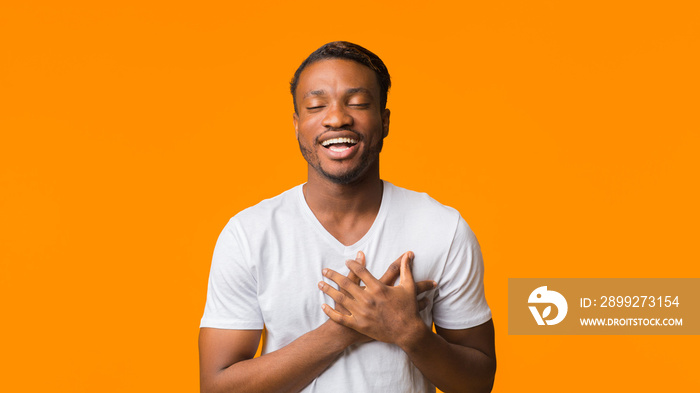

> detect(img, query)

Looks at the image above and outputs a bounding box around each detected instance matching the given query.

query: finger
[319,281,355,310]
[322,304,356,328]
[338,252,365,313]
[347,251,366,285]
[415,279,437,295]
[417,297,429,311]
[323,268,366,299]
[399,251,416,288]
[356,250,366,266]
[345,259,382,289]
[378,254,403,285]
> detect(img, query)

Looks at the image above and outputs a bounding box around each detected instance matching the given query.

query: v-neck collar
[296,180,391,255]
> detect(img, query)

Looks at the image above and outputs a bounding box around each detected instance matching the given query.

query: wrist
[397,318,431,354]
[320,319,357,352]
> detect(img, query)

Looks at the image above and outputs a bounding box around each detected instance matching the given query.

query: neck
[303,166,383,218]
[302,164,383,246]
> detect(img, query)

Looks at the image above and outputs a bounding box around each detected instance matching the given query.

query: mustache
[314,128,362,144]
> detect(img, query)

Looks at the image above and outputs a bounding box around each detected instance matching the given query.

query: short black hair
[290,41,391,114]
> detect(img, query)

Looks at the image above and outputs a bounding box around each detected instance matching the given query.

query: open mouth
[320,137,358,152]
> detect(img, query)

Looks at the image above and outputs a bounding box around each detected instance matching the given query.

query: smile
[321,137,358,152]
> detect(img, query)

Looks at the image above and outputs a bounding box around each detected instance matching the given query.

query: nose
[321,104,353,129]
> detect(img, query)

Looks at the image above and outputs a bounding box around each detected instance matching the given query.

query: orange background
[1,1,698,392]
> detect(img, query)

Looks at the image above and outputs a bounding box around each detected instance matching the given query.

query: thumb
[399,251,415,288]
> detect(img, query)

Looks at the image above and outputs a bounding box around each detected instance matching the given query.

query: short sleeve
[432,216,492,329]
[200,219,264,329]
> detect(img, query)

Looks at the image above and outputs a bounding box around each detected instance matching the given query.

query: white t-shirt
[200,181,491,392]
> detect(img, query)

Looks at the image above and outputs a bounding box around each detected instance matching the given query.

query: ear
[381,108,390,138]
[293,112,300,139]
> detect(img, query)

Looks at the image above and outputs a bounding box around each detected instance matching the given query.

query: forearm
[399,322,496,393]
[203,322,353,393]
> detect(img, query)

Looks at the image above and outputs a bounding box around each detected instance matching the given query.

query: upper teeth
[321,137,358,147]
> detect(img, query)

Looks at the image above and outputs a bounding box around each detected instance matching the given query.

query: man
[199,41,496,393]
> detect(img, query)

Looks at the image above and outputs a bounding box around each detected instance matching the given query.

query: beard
[297,137,383,185]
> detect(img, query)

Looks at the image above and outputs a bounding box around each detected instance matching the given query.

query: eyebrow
[345,87,372,96]
[303,90,326,99]
[302,87,373,99]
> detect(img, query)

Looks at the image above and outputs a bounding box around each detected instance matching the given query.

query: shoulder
[383,182,479,252]
[384,181,464,228]
[225,185,302,238]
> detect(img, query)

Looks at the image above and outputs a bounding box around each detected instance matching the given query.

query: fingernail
[318,282,325,290]
[356,251,362,259]
[322,268,328,275]
[432,281,438,288]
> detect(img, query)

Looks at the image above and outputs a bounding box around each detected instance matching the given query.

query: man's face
[293,59,390,185]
